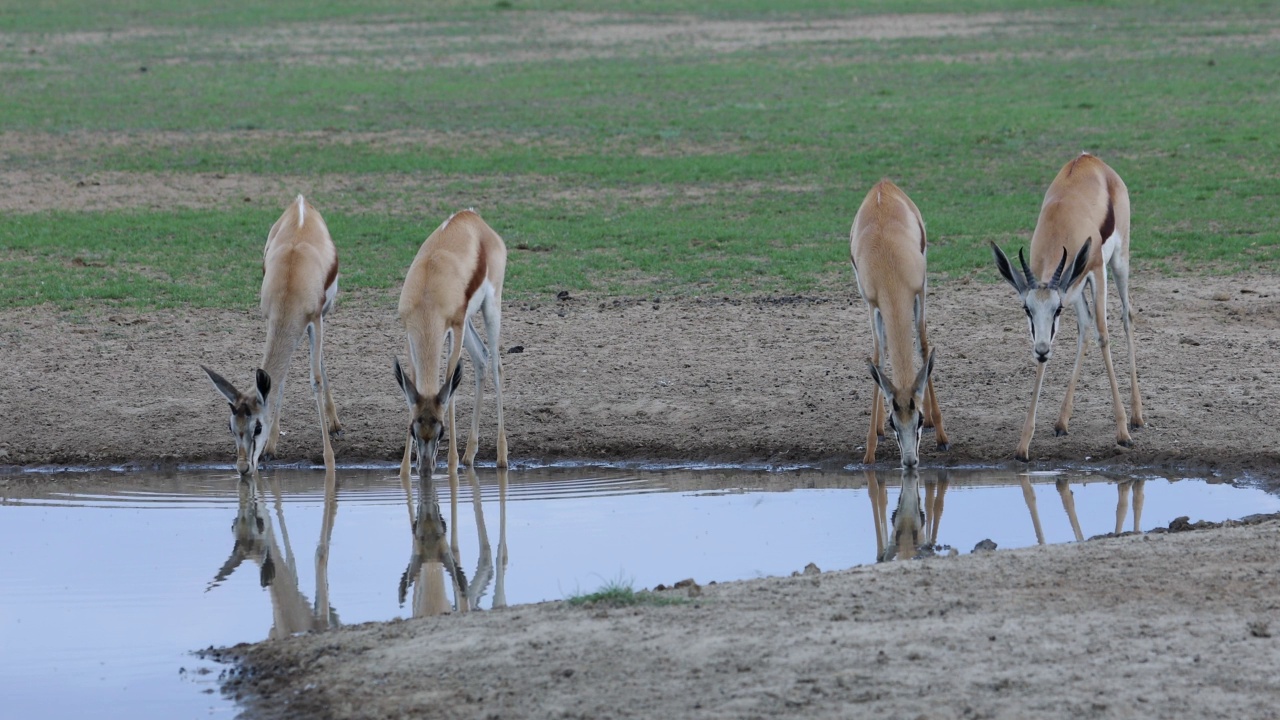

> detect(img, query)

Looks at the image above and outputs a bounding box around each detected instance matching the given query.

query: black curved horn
[1048,247,1069,289]
[1017,247,1035,288]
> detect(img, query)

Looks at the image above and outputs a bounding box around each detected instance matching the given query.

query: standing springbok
[991,153,1144,461]
[850,180,948,468]
[394,209,509,553]
[203,195,340,476]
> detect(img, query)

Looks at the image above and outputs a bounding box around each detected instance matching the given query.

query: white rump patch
[296,194,306,226]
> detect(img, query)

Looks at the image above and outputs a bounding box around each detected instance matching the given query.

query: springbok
[393,209,509,553]
[203,194,340,476]
[991,153,1144,461]
[850,180,948,468]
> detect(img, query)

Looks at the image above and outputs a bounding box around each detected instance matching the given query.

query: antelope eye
[253,421,263,437]
[917,415,924,429]
[1023,306,1031,317]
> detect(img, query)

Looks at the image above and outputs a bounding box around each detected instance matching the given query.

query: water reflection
[867,469,948,561]
[864,469,1148,559]
[399,468,509,617]
[1020,475,1145,543]
[207,471,340,638]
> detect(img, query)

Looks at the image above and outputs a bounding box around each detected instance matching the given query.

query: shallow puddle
[2,465,1277,718]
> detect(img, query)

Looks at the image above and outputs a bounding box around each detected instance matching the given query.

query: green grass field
[1,1,1277,309]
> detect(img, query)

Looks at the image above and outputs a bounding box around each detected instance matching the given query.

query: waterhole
[2,465,1276,718]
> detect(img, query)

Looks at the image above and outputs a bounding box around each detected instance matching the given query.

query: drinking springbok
[850,180,948,468]
[203,194,340,476]
[393,209,509,554]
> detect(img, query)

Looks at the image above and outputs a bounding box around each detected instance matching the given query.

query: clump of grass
[566,577,687,608]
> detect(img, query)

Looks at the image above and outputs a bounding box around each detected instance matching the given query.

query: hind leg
[1111,254,1145,428]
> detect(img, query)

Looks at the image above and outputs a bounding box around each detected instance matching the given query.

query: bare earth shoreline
[3,276,1280,719]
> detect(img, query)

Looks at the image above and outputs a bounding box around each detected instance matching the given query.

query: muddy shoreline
[3,275,1280,489]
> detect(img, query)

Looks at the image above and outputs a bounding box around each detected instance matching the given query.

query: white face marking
[1024,288,1065,362]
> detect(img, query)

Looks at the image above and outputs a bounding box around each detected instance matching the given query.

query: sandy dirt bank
[3,275,1278,486]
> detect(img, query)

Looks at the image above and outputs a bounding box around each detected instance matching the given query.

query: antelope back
[262,195,339,320]
[849,180,927,305]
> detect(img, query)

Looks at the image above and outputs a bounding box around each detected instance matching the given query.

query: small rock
[973,539,998,553]
[1248,620,1271,638]
[802,562,821,576]
[1179,337,1201,346]
[1211,292,1231,301]
[507,345,524,354]
[556,290,571,301]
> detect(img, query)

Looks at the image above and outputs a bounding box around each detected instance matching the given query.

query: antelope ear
[393,358,420,408]
[1059,238,1092,291]
[203,365,240,406]
[867,359,894,398]
[990,242,1026,293]
[911,350,935,400]
[436,362,464,407]
[254,368,272,405]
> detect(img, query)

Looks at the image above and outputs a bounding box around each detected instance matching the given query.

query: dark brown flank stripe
[464,240,488,305]
[917,218,926,254]
[1099,197,1116,246]
[321,256,339,307]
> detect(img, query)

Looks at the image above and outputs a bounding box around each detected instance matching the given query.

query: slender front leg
[1017,362,1047,462]
[1055,292,1091,437]
[1091,268,1133,446]
[263,358,292,460]
[316,317,342,438]
[444,328,465,477]
[863,313,883,464]
[915,292,948,450]
[306,321,336,474]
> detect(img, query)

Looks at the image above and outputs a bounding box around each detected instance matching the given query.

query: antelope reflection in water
[1019,474,1145,544]
[400,468,509,616]
[866,469,948,562]
[208,469,339,638]
[864,469,1146,560]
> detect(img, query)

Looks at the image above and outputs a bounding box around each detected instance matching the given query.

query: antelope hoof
[260,451,276,463]
[862,451,877,465]
[1129,418,1145,430]
[1053,426,1069,437]
[936,441,950,452]
[1117,437,1134,448]
[330,427,345,439]
[1015,449,1031,463]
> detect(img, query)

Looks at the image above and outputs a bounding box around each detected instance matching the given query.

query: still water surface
[2,465,1277,719]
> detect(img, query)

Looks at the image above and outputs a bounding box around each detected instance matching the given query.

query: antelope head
[867,350,936,469]
[203,366,271,478]
[991,239,1092,364]
[394,359,463,479]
